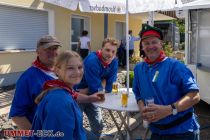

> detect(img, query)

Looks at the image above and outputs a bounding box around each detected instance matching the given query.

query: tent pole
[126,0,129,92]
[126,2,130,140]
[148,11,154,26]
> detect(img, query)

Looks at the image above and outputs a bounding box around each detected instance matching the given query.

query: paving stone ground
[0,87,210,140]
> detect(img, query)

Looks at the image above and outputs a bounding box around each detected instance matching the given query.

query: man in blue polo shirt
[76,37,119,138]
[133,24,200,140]
[9,35,61,130]
[121,30,140,68]
[128,30,140,57]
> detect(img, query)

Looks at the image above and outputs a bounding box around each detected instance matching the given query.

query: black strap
[150,112,193,130]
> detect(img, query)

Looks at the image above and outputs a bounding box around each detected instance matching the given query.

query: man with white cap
[9,35,61,130]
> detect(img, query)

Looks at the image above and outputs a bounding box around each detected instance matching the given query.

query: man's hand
[141,104,172,123]
[11,116,32,130]
[89,93,105,102]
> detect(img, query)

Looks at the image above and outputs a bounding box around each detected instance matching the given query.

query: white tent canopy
[42,0,178,14]
[42,0,79,11]
[180,0,210,10]
[80,0,177,14]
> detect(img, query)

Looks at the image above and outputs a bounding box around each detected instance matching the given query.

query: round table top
[93,89,139,112]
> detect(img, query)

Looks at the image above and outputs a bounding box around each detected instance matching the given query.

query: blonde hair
[35,51,82,104]
[55,50,82,70]
[102,37,120,48]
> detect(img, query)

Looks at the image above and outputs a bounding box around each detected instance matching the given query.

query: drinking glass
[112,82,119,94]
[121,90,128,107]
[98,88,105,101]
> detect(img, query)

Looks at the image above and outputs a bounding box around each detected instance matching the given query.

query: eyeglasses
[142,40,160,47]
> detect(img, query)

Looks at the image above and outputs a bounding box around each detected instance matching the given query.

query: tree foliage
[163,42,174,57]
[174,19,185,33]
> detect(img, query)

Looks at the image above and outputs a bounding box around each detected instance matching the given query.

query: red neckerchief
[144,51,166,65]
[43,79,78,100]
[32,57,54,72]
[96,50,111,68]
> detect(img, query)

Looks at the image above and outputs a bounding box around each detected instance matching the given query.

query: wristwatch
[171,103,177,115]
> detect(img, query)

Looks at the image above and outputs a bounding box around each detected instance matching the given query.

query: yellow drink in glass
[121,92,128,107]
[112,82,118,94]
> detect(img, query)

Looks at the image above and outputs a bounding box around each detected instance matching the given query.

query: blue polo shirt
[133,58,200,135]
[29,89,86,140]
[9,66,55,123]
[77,52,118,94]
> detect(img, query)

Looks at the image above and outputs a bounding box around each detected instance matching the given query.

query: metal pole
[148,11,154,26]
[126,0,129,92]
[185,10,190,64]
[126,1,130,140]
[195,10,199,79]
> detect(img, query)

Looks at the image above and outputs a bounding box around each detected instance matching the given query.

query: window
[71,15,90,51]
[115,21,126,41]
[0,4,50,51]
[190,9,210,68]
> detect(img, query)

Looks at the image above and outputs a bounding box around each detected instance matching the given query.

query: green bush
[129,56,141,64]
[129,71,134,87]
[124,71,134,88]
[118,71,134,88]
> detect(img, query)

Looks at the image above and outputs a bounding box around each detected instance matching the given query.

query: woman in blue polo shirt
[30,51,103,140]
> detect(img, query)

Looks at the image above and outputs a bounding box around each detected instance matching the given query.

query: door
[189,9,210,104]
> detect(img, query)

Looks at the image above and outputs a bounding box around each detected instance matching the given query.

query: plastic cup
[143,97,154,128]
[145,97,154,106]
